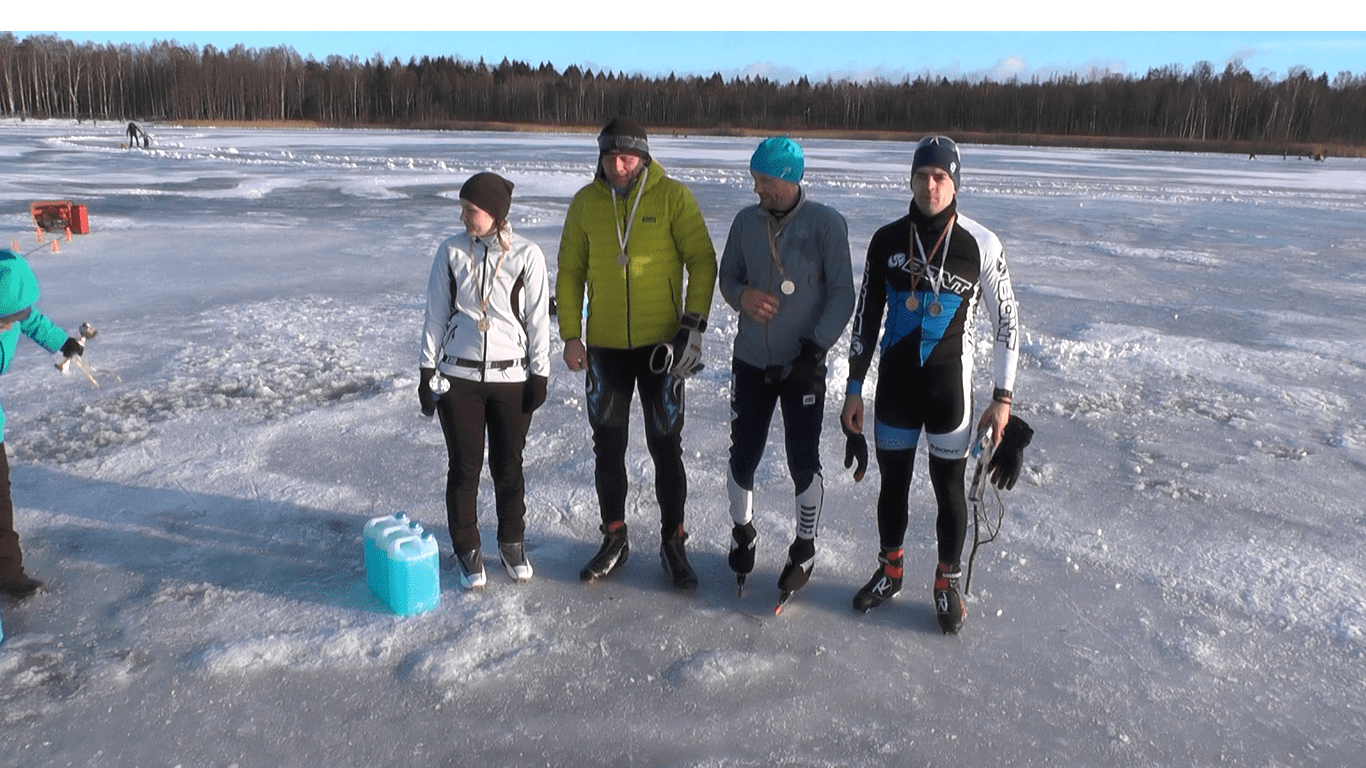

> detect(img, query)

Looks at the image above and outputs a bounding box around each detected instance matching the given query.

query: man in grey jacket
[718,137,856,608]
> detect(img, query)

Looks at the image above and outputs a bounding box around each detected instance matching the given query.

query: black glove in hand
[784,338,827,395]
[523,374,548,414]
[651,311,707,378]
[671,311,706,378]
[418,367,437,417]
[988,415,1034,490]
[841,422,868,482]
[60,337,84,357]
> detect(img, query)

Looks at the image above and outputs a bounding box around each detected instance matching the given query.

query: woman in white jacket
[420,172,552,590]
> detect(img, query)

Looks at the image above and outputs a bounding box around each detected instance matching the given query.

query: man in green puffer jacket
[0,250,85,599]
[556,118,717,589]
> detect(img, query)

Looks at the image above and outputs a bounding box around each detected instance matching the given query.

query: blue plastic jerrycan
[381,531,441,616]
[363,512,413,599]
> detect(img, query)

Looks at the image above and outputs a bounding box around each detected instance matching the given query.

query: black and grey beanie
[597,118,651,164]
[911,135,962,189]
[459,172,515,222]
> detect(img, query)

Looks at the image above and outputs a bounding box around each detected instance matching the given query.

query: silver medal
[780,279,796,296]
[905,295,919,311]
[616,253,629,267]
[927,301,943,317]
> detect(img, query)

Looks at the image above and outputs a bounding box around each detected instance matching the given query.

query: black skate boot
[777,537,815,594]
[935,564,966,635]
[729,522,757,594]
[499,541,533,583]
[660,526,698,590]
[852,548,903,612]
[774,537,816,615]
[456,548,486,591]
[580,521,629,582]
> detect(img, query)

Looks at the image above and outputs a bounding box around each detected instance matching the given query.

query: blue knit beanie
[750,137,804,183]
[0,250,40,317]
[911,135,962,189]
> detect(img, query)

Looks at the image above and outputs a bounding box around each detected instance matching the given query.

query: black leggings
[874,448,968,568]
[727,358,823,496]
[585,345,687,538]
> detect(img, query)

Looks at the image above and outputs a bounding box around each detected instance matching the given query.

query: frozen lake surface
[1,120,1363,767]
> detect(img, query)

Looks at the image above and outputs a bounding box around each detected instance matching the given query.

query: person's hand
[987,415,1034,490]
[841,394,863,434]
[739,287,779,323]
[784,338,826,395]
[840,394,868,482]
[978,399,1011,447]
[563,338,587,372]
[523,374,548,413]
[418,367,437,417]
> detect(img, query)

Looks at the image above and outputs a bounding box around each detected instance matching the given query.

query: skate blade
[774,591,795,616]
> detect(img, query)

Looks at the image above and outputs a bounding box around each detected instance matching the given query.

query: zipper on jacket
[478,238,489,383]
[619,190,633,350]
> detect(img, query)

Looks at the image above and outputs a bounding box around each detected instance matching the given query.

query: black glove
[784,338,827,395]
[418,367,437,417]
[650,311,706,378]
[523,374,548,414]
[842,421,868,482]
[60,337,84,357]
[988,415,1034,490]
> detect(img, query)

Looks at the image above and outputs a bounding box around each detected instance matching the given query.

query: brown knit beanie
[459,172,514,221]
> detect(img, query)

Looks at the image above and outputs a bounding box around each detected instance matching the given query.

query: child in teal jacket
[0,250,83,599]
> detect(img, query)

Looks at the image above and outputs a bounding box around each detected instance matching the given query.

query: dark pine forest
[5,33,1364,156]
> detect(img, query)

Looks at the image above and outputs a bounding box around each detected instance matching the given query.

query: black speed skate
[660,526,699,590]
[580,521,629,582]
[935,564,967,635]
[774,537,816,615]
[852,548,903,612]
[729,522,757,594]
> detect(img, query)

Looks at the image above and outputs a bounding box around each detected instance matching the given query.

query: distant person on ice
[0,250,86,599]
[841,136,1022,635]
[555,118,717,589]
[717,137,855,606]
[126,122,140,149]
[419,173,551,590]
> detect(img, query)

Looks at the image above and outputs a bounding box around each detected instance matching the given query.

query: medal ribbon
[472,233,510,328]
[764,212,795,294]
[910,214,956,306]
[610,165,649,265]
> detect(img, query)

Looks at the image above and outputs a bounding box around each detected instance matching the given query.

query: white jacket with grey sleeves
[421,228,551,383]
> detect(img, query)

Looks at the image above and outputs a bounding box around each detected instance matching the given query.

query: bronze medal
[927,301,943,317]
[477,317,492,332]
[905,295,919,311]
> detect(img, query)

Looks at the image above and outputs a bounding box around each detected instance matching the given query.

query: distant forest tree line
[4,33,1365,155]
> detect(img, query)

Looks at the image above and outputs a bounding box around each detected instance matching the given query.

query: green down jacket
[555,160,717,349]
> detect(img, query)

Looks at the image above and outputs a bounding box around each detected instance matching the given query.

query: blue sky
[15,3,1366,84]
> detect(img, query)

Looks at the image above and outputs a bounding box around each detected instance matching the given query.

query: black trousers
[435,377,532,553]
[0,445,27,583]
[585,345,687,538]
